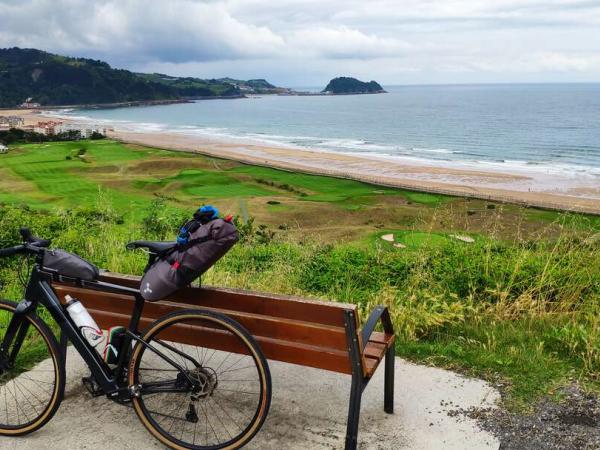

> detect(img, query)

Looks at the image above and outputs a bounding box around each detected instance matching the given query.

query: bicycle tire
[129,308,271,450]
[0,299,65,436]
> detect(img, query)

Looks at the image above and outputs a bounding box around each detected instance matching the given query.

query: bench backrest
[51,273,361,374]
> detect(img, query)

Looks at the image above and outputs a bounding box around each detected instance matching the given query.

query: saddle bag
[42,249,100,281]
[140,217,238,301]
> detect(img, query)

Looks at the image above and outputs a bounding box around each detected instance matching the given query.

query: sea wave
[55,110,600,180]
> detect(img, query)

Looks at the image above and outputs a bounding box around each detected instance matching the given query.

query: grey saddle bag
[140,218,238,301]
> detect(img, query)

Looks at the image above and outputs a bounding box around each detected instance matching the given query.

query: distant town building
[20,97,41,108]
[33,121,63,135]
[0,144,8,154]
[0,115,25,127]
[55,123,108,138]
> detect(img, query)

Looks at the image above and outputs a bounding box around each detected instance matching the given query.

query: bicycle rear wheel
[0,300,65,435]
[129,309,271,450]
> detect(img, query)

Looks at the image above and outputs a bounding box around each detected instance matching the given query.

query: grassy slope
[0,140,598,408]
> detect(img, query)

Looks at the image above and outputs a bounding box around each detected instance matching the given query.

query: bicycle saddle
[126,240,177,254]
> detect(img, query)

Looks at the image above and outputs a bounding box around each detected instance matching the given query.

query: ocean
[58,84,600,180]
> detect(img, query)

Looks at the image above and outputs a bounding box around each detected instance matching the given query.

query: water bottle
[65,295,105,351]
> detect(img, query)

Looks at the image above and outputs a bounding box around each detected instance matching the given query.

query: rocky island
[322,77,386,95]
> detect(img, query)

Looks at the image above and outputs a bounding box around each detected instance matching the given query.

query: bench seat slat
[362,333,396,378]
[363,342,386,360]
[367,331,395,346]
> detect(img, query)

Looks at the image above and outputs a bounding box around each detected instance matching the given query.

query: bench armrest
[361,306,394,350]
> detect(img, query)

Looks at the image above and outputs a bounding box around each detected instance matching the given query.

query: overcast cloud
[1,0,599,86]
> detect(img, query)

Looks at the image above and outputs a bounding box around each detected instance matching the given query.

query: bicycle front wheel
[129,309,271,450]
[0,299,65,435]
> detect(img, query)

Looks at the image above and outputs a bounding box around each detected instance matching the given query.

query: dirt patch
[126,158,212,175]
[78,165,122,174]
[0,167,45,195]
[101,179,140,190]
[123,143,152,152]
[452,383,600,450]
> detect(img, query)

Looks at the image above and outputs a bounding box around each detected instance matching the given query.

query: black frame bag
[42,249,100,281]
[140,218,238,301]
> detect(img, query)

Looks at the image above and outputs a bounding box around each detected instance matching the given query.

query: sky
[1,0,599,87]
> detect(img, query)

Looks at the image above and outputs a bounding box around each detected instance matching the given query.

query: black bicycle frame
[3,264,196,399]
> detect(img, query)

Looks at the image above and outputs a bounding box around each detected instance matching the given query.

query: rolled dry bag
[42,249,100,281]
[140,218,238,301]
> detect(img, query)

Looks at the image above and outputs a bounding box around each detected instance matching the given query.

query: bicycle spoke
[132,312,270,449]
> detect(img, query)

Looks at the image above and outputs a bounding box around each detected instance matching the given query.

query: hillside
[322,77,386,94]
[217,77,291,94]
[136,73,240,97]
[0,48,243,107]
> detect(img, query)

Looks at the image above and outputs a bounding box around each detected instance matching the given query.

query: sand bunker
[450,234,475,243]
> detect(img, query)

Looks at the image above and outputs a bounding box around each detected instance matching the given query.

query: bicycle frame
[3,263,196,400]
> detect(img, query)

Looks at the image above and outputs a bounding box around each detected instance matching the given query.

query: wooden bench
[51,273,395,450]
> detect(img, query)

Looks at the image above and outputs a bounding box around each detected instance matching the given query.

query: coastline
[0,97,246,112]
[6,108,600,214]
[109,129,600,215]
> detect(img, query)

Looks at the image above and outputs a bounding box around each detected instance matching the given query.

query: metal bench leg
[345,374,363,450]
[384,344,395,414]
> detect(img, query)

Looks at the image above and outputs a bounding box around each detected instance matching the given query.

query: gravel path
[0,347,500,449]
[453,383,600,450]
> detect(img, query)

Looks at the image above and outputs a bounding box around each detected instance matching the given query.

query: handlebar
[0,245,26,258]
[0,227,51,259]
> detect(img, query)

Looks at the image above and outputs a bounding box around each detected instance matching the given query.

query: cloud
[288,26,412,59]
[0,0,599,84]
[0,0,286,63]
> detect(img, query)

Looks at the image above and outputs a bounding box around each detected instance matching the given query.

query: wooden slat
[87,308,352,374]
[368,331,395,346]
[51,274,397,377]
[363,342,386,360]
[98,273,354,328]
[361,333,396,378]
[363,357,378,376]
[52,285,348,351]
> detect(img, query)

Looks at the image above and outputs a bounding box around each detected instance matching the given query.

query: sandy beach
[0,108,49,126]
[4,108,599,214]
[109,129,600,214]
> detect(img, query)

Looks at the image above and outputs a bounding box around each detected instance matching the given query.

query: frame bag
[140,218,238,301]
[43,249,100,281]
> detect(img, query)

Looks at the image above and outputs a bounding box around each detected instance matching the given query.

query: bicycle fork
[0,300,36,372]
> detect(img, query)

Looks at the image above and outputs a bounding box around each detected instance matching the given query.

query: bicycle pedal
[82,375,104,397]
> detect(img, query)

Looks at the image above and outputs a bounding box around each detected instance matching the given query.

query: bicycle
[0,228,271,449]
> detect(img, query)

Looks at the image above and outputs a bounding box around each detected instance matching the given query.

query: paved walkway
[0,348,500,449]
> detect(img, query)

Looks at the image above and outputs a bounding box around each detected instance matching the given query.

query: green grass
[0,140,598,409]
[137,169,278,198]
[0,140,443,217]
[0,141,151,214]
[229,165,392,202]
[402,191,448,205]
[372,230,451,249]
[396,316,584,408]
